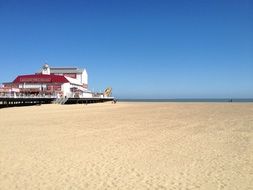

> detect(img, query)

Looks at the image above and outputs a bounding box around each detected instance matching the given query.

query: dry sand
[0,102,252,190]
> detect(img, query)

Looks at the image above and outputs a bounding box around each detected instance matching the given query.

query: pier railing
[0,94,58,99]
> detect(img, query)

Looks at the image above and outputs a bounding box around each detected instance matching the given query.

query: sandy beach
[0,102,252,190]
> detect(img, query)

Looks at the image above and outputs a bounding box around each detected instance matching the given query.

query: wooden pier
[65,97,115,104]
[0,97,115,108]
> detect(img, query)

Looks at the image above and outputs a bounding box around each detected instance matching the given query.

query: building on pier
[38,64,88,88]
[1,64,92,98]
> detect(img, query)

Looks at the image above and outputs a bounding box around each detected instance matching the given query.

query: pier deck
[0,97,115,108]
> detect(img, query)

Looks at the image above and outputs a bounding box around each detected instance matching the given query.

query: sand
[0,102,252,190]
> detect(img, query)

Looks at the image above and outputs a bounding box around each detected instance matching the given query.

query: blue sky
[0,0,252,98]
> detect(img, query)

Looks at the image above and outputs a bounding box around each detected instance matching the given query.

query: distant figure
[112,99,117,104]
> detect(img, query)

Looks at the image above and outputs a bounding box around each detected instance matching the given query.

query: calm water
[119,99,253,103]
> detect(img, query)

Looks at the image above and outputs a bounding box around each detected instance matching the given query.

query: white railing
[0,94,57,98]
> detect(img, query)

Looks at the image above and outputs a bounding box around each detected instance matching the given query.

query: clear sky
[0,0,252,98]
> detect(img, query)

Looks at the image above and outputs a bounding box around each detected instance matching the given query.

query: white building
[40,64,88,88]
[4,64,92,98]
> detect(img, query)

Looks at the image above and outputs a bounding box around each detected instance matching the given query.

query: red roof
[13,74,69,83]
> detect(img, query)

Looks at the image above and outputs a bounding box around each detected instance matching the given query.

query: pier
[0,96,115,108]
[0,64,115,109]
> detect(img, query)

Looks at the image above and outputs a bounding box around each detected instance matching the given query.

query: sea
[119,99,253,103]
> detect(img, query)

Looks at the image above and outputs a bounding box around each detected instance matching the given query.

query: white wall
[76,74,82,84]
[82,92,92,98]
[19,84,47,89]
[61,83,71,97]
[82,69,88,86]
